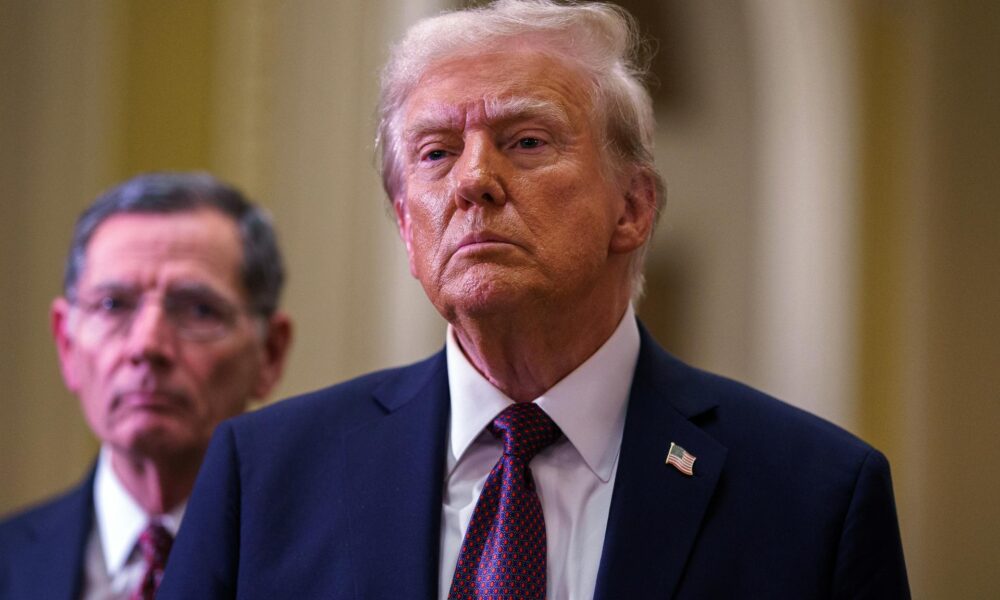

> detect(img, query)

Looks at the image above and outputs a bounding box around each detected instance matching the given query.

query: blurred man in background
[161,1,908,598]
[0,172,292,599]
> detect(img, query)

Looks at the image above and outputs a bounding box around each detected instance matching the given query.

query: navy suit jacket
[0,469,95,599]
[159,325,909,598]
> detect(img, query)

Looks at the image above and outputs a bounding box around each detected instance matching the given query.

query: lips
[455,230,518,251]
[115,389,187,411]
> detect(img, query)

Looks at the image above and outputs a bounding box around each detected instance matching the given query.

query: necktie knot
[449,402,561,599]
[138,522,173,565]
[488,402,562,463]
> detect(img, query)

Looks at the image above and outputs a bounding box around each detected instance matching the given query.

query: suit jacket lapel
[342,352,451,599]
[13,469,94,600]
[594,327,728,600]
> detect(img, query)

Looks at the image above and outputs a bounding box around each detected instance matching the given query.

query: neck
[109,447,202,515]
[452,293,630,402]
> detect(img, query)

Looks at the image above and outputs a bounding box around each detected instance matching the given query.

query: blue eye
[425,149,447,161]
[97,294,135,313]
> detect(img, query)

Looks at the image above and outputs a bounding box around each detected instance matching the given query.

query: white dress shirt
[439,306,640,600]
[81,447,185,600]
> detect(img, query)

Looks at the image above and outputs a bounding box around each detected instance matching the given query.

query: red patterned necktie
[448,402,563,600]
[131,522,174,600]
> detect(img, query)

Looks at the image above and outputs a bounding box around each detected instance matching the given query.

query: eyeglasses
[71,287,250,342]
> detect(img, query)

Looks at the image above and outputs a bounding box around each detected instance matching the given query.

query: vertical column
[744,0,859,427]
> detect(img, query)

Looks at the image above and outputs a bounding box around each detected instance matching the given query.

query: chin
[118,422,199,461]
[430,268,551,321]
[449,285,534,319]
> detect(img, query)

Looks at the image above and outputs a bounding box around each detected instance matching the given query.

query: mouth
[114,389,187,412]
[455,231,519,253]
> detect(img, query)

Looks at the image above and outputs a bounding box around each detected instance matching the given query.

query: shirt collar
[93,447,186,576]
[446,305,639,482]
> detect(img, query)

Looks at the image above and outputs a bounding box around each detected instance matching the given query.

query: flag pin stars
[665,442,696,476]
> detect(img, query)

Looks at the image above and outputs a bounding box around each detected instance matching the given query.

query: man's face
[53,209,283,462]
[395,50,652,321]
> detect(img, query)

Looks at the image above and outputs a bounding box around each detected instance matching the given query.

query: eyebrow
[164,282,235,302]
[403,104,464,142]
[484,96,572,130]
[78,281,140,297]
[80,280,234,303]
[403,96,572,144]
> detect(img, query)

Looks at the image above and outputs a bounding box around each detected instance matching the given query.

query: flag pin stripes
[665,442,696,476]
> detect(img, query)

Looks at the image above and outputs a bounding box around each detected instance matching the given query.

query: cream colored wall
[1,1,997,596]
[245,0,447,402]
[876,3,1000,596]
[0,0,119,515]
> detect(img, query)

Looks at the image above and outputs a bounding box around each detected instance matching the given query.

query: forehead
[80,209,245,294]
[402,50,593,134]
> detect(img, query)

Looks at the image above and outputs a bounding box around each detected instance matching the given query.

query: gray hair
[376,0,665,297]
[64,172,285,317]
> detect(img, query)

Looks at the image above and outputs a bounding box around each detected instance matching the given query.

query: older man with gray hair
[0,172,293,599]
[161,1,908,598]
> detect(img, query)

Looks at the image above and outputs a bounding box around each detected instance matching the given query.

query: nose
[124,301,175,367]
[453,135,506,209]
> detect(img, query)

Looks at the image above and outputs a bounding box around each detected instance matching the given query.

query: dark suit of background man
[160,1,909,598]
[0,173,293,599]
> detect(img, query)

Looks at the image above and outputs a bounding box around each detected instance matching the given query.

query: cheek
[407,194,453,262]
[410,190,451,233]
[521,177,592,234]
[75,342,120,397]
[71,347,121,436]
[191,345,260,415]
[535,184,618,264]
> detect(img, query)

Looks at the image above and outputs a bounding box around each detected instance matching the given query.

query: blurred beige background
[1,1,997,597]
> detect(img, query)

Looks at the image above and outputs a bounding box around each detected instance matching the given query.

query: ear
[51,297,82,393]
[393,196,419,277]
[251,311,293,399]
[609,168,658,255]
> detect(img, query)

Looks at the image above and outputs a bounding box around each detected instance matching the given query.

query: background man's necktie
[448,402,563,600]
[131,522,173,600]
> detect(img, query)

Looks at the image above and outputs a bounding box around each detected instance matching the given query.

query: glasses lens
[163,290,238,340]
[74,288,241,341]
[77,292,138,339]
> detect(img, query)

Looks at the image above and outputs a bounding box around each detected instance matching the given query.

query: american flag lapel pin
[665,442,696,476]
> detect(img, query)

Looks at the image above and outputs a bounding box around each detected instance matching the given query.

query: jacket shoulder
[222,350,447,444]
[637,327,880,477]
[0,476,92,546]
[0,474,93,598]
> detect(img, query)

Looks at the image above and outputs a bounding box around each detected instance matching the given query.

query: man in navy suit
[0,173,292,599]
[160,1,909,598]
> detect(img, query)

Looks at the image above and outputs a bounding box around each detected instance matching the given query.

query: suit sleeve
[158,421,242,599]
[831,448,911,599]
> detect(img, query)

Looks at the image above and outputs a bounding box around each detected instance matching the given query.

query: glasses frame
[69,287,257,343]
